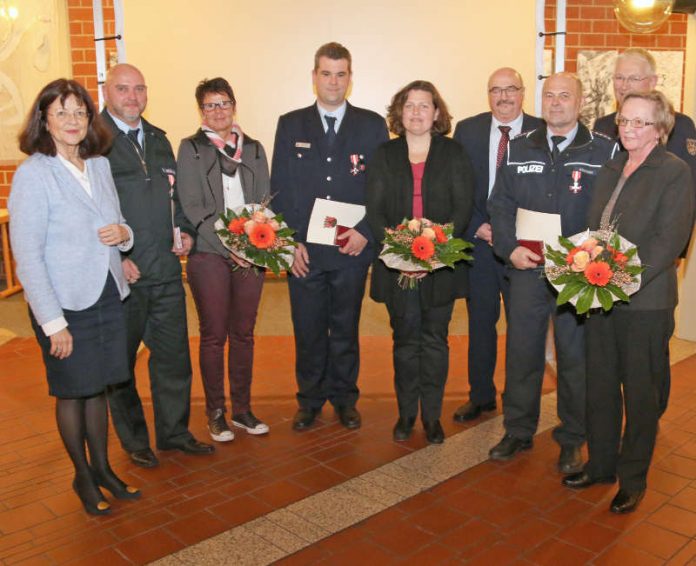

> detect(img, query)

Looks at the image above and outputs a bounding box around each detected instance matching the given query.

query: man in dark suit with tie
[103,64,213,467]
[271,43,389,431]
[452,68,543,422]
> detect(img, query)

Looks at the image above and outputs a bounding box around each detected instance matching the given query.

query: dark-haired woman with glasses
[177,77,271,442]
[563,91,694,514]
[9,79,139,515]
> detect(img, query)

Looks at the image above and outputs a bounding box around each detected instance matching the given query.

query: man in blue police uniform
[271,43,389,431]
[594,47,696,415]
[103,64,214,467]
[488,72,618,472]
[452,68,543,423]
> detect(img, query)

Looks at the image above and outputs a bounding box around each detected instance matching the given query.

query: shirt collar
[108,111,143,137]
[491,112,524,134]
[547,122,579,152]
[316,101,347,131]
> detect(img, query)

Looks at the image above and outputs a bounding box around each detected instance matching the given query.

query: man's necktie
[325,116,337,148]
[127,128,143,155]
[496,125,512,169]
[551,135,566,163]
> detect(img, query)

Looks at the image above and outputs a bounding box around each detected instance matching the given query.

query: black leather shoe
[489,434,532,461]
[336,406,361,430]
[292,408,317,431]
[453,400,497,422]
[160,438,215,455]
[610,489,645,514]
[129,448,159,468]
[393,417,416,441]
[562,471,616,489]
[558,444,583,474]
[423,420,445,444]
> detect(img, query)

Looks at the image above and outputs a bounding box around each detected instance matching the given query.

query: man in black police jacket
[271,43,389,431]
[102,64,213,467]
[452,68,543,423]
[488,72,618,472]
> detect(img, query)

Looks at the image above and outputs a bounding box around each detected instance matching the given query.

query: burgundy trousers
[186,252,264,416]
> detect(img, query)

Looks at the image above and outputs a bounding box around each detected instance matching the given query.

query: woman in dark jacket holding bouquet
[366,80,473,444]
[563,91,694,513]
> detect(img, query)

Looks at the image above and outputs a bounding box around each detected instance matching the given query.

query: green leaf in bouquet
[548,272,574,285]
[606,283,630,302]
[623,265,644,276]
[556,279,585,305]
[575,285,596,315]
[609,232,621,250]
[624,246,638,260]
[596,287,613,311]
[558,236,576,252]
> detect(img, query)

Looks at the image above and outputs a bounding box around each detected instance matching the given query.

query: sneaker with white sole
[232,411,270,435]
[208,409,234,442]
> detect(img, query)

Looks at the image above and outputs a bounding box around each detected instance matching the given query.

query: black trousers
[287,263,368,410]
[387,289,454,422]
[584,308,673,492]
[107,281,194,451]
[465,240,510,405]
[503,269,586,446]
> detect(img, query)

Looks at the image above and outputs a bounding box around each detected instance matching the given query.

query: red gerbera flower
[613,252,628,266]
[412,235,435,260]
[433,225,447,243]
[249,223,276,249]
[584,261,613,286]
[227,217,247,235]
[566,247,580,265]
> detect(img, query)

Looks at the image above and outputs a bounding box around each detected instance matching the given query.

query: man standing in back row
[102,64,213,467]
[452,68,543,423]
[272,42,389,431]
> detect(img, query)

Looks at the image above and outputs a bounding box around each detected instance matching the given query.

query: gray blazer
[8,153,131,326]
[176,129,270,256]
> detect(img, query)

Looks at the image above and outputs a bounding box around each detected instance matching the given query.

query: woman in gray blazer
[177,78,271,441]
[9,79,139,515]
[562,91,695,513]
[366,81,473,444]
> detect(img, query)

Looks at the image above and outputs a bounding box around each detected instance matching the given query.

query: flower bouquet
[214,204,296,276]
[379,217,473,289]
[544,223,643,315]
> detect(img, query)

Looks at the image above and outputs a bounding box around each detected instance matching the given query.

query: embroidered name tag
[295,142,311,149]
[517,164,544,174]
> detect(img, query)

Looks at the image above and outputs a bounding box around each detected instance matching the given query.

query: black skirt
[31,274,129,398]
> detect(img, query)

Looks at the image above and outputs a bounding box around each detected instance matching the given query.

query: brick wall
[544,0,688,107]
[0,0,115,208]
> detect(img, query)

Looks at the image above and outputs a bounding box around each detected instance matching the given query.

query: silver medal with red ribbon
[569,170,582,194]
[349,154,361,176]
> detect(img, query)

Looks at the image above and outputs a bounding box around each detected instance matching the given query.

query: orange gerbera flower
[249,223,276,249]
[228,217,247,235]
[566,247,580,265]
[584,261,613,286]
[433,225,447,243]
[412,235,435,260]
[613,251,628,267]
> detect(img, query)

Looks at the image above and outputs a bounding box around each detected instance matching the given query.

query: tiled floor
[1,281,696,565]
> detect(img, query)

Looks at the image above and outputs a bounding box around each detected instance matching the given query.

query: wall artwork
[577,49,684,129]
[0,0,71,162]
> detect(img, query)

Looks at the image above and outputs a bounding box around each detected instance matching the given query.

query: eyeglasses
[615,116,656,128]
[613,75,648,86]
[47,109,89,122]
[488,86,522,96]
[200,100,234,112]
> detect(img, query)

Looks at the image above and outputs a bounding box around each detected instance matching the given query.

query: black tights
[56,392,126,504]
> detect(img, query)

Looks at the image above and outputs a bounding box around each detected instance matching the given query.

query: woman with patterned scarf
[177,77,271,441]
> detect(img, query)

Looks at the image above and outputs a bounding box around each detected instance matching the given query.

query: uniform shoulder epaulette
[591,130,614,141]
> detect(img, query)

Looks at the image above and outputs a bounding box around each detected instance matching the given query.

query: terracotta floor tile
[114,528,184,564]
[556,519,619,553]
[654,454,696,480]
[524,537,595,566]
[477,496,536,528]
[253,479,312,508]
[288,465,347,493]
[276,543,331,565]
[207,494,272,527]
[501,515,560,550]
[166,490,226,518]
[665,539,696,566]
[594,542,665,566]
[368,521,432,556]
[620,521,690,560]
[403,542,459,563]
[314,525,365,554]
[409,503,467,535]
[43,529,118,564]
[317,540,397,566]
[65,547,132,566]
[7,556,53,566]
[0,503,55,534]
[0,531,33,554]
[670,486,696,512]
[390,489,438,515]
[648,504,696,537]
[108,508,176,540]
[438,518,498,552]
[541,496,595,526]
[466,541,523,566]
[441,486,504,516]
[164,510,230,545]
